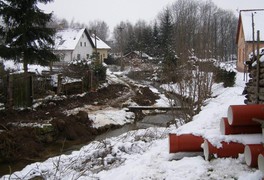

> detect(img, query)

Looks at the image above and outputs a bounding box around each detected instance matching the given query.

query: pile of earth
[0,83,159,176]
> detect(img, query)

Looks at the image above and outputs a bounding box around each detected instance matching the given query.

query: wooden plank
[128,106,185,111]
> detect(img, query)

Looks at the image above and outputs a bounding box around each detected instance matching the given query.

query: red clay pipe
[258,152,264,173]
[220,117,262,135]
[169,134,204,153]
[203,139,245,161]
[244,144,264,167]
[227,104,264,126]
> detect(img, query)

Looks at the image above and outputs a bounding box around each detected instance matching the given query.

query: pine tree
[159,7,177,81]
[141,25,153,56]
[0,0,58,73]
[152,21,161,57]
[159,8,174,61]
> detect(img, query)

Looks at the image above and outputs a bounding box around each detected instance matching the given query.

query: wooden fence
[0,71,96,109]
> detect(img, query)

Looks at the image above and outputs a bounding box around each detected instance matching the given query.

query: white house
[54,28,94,64]
[53,28,111,65]
[90,34,111,64]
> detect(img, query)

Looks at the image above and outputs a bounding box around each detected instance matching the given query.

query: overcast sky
[39,0,264,31]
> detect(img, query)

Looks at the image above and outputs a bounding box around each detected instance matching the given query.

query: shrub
[214,68,236,87]
[92,63,107,81]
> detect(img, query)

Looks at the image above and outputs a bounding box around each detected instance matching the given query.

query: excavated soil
[0,83,159,176]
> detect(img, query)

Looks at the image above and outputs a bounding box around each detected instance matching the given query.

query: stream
[0,111,176,177]
[0,70,181,176]
[62,111,175,155]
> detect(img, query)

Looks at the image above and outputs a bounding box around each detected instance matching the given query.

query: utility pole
[94,30,98,64]
[252,12,256,61]
[256,30,260,104]
[118,26,124,71]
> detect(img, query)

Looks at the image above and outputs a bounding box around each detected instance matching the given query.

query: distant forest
[54,0,237,62]
[5,0,234,63]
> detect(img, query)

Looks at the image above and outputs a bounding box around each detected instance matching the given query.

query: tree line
[112,0,237,62]
[0,0,238,70]
[47,0,238,65]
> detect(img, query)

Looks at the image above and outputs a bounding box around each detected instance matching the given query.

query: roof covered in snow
[54,28,94,50]
[90,34,111,50]
[239,9,264,42]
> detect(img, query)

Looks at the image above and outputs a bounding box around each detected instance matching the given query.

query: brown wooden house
[236,9,264,72]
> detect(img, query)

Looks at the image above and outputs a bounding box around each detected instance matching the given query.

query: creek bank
[0,82,161,176]
[0,110,124,176]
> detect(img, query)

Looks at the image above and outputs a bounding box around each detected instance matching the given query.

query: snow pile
[149,86,170,107]
[64,105,135,128]
[89,107,134,128]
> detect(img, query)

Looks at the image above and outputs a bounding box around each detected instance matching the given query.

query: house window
[80,42,82,47]
[86,54,89,59]
[84,42,86,47]
[59,40,65,45]
[77,54,81,60]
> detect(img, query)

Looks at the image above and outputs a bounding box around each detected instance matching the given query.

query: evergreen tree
[126,31,137,54]
[0,0,58,73]
[141,25,153,56]
[152,21,161,57]
[159,7,177,80]
[159,8,174,61]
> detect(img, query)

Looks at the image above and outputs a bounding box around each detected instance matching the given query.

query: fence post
[28,73,33,107]
[81,79,84,93]
[6,73,13,109]
[57,73,62,95]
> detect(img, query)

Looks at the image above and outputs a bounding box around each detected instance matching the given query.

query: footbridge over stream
[127,106,187,121]
[127,106,185,111]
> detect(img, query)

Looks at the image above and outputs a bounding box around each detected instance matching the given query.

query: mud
[0,83,159,176]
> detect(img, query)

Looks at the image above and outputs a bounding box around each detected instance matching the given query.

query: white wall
[72,33,93,61]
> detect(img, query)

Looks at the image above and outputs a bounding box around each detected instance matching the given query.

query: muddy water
[94,112,174,141]
[137,113,174,128]
[0,112,174,177]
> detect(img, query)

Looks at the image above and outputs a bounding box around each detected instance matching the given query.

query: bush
[214,68,236,87]
[93,63,107,81]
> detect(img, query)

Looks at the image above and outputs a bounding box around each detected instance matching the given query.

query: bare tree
[88,20,110,41]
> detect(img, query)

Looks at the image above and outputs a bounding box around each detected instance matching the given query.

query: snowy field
[1,66,264,179]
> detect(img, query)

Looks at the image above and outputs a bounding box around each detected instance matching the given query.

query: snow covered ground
[1,68,264,180]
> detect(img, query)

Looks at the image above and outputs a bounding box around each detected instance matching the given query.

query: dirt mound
[0,83,159,176]
[132,86,160,106]
[52,111,95,141]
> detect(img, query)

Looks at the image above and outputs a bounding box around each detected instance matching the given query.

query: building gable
[237,9,264,43]
[236,9,264,72]
[54,28,95,51]
[90,34,111,50]
[54,28,95,62]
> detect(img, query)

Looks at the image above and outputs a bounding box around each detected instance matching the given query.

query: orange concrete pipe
[220,117,262,135]
[227,104,264,126]
[203,139,245,161]
[244,144,264,167]
[169,133,204,153]
[258,152,264,173]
